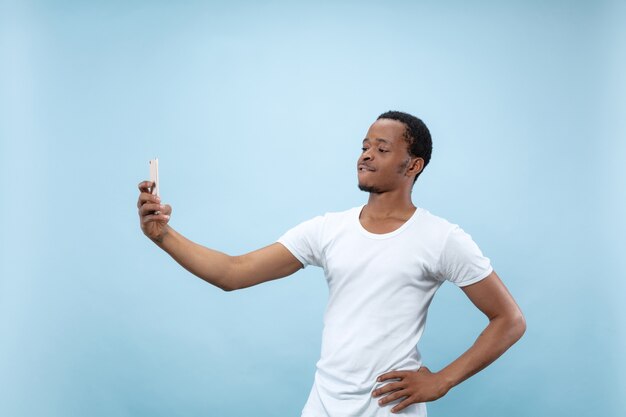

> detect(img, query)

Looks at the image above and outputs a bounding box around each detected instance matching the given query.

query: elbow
[220,256,240,292]
[221,282,239,292]
[218,274,239,292]
[200,278,237,292]
[510,312,527,342]
[492,310,526,344]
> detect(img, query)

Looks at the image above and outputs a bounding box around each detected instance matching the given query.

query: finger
[417,366,430,373]
[378,371,407,382]
[161,204,172,216]
[378,389,409,406]
[139,203,165,216]
[138,181,155,192]
[138,192,160,207]
[139,203,164,216]
[142,213,170,224]
[373,382,404,397]
[391,396,416,414]
[137,192,161,209]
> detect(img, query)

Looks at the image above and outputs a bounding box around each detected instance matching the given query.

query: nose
[361,148,374,161]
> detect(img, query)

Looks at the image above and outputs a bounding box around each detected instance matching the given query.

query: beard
[358,182,384,194]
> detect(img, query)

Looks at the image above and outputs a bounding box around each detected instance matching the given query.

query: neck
[363,189,415,219]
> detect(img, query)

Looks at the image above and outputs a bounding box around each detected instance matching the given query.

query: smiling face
[357,118,424,194]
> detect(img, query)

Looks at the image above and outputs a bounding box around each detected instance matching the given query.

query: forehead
[363,118,407,146]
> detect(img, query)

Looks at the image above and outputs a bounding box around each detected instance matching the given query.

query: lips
[358,164,375,172]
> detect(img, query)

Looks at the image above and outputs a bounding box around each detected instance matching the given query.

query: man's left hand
[372,366,450,413]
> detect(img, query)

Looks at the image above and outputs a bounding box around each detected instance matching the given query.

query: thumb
[418,365,431,373]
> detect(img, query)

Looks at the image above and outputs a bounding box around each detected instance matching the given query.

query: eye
[379,149,389,153]
[361,147,368,152]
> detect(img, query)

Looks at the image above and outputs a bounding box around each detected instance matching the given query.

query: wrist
[152,225,172,246]
[437,369,459,392]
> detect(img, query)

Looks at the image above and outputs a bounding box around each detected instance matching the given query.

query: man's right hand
[137,180,172,242]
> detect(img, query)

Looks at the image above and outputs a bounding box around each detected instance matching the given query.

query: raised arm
[137,181,303,291]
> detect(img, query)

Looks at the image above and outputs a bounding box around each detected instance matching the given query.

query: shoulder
[322,205,365,229]
[303,205,359,223]
[415,207,458,238]
[323,205,361,219]
[287,205,358,230]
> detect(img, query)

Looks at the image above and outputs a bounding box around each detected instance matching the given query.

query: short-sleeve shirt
[277,204,493,417]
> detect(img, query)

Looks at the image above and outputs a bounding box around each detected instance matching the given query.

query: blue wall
[1,1,624,416]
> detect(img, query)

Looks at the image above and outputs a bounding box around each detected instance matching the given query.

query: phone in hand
[149,158,160,215]
[149,158,159,197]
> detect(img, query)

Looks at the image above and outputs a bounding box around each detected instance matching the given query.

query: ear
[407,157,424,177]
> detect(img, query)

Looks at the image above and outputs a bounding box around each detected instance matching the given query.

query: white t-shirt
[277,204,493,417]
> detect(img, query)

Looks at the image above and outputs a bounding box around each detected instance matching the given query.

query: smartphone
[149,158,161,215]
[149,158,159,197]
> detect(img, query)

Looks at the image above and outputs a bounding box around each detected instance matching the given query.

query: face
[357,118,422,193]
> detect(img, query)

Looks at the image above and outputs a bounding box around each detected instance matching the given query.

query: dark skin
[359,119,526,413]
[137,118,526,413]
[357,118,423,232]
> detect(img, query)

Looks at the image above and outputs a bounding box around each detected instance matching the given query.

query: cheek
[396,157,412,173]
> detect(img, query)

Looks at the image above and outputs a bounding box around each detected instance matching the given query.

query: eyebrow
[362,138,392,145]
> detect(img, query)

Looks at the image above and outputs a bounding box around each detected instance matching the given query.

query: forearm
[438,314,526,390]
[152,225,236,291]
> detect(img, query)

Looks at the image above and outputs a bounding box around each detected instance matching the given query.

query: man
[137,110,526,416]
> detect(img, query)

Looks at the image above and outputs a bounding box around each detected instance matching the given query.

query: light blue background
[1,1,624,416]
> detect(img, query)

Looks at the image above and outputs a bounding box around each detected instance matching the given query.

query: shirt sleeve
[435,225,493,287]
[276,215,325,269]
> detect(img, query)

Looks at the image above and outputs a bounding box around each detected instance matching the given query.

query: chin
[358,182,383,194]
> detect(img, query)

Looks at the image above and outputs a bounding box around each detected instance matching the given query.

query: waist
[315,350,422,397]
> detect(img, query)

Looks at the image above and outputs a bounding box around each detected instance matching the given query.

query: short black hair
[377,110,432,183]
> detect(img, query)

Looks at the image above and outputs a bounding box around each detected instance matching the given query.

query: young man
[137,111,526,416]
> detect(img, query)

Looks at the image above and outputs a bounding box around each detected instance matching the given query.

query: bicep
[231,242,304,290]
[460,270,524,321]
